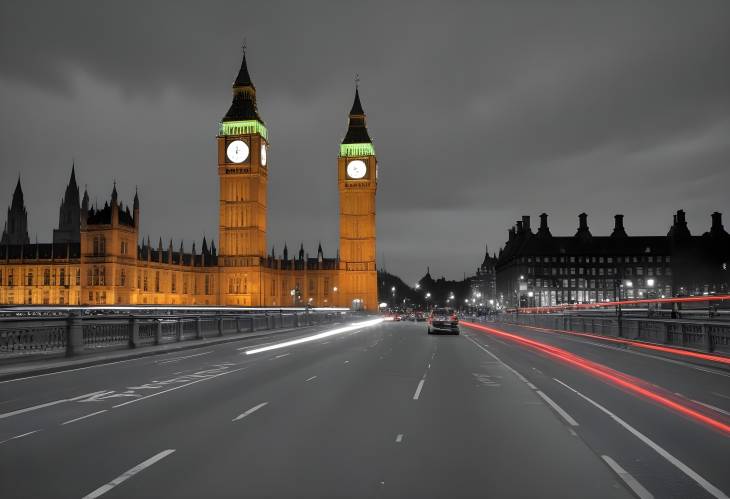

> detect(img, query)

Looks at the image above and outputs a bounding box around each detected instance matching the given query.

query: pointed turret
[298,242,305,261]
[222,48,264,124]
[1,176,30,245]
[283,243,289,261]
[342,85,373,146]
[54,164,82,244]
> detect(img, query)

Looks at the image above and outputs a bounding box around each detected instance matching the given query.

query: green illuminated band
[219,120,268,140]
[339,143,375,157]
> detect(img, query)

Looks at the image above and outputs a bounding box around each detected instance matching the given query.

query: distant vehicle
[394,314,402,321]
[428,307,459,334]
[415,312,426,322]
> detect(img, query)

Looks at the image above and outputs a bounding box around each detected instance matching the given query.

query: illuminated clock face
[346,160,367,179]
[226,140,249,163]
[261,144,267,166]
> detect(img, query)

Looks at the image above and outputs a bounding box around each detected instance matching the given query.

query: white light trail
[244,318,384,355]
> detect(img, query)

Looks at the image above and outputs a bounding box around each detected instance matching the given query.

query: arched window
[93,237,99,256]
[99,236,106,256]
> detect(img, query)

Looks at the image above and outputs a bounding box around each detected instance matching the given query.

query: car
[415,312,426,322]
[427,307,459,334]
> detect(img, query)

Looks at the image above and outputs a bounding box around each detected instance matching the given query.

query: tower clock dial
[226,140,249,163]
[346,159,367,179]
[261,144,267,166]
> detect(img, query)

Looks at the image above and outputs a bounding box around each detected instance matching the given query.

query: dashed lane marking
[82,449,176,498]
[232,402,269,422]
[0,429,42,445]
[61,410,107,425]
[602,455,654,499]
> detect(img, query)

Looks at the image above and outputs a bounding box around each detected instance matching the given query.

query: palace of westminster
[0,49,378,310]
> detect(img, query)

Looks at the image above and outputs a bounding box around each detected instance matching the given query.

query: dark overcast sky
[1,1,728,284]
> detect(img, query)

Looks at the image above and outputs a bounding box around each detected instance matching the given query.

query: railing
[494,313,730,354]
[0,308,349,361]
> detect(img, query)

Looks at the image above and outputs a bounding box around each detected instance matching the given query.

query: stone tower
[337,85,378,311]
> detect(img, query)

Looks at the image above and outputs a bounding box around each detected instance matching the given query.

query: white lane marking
[463,334,531,384]
[0,429,42,445]
[232,402,268,422]
[692,400,730,417]
[0,357,150,384]
[112,368,245,408]
[244,318,384,355]
[713,391,730,401]
[395,434,404,443]
[554,378,729,499]
[413,379,425,400]
[61,410,108,425]
[82,449,176,499]
[525,381,538,390]
[156,351,213,365]
[273,353,290,359]
[568,428,578,437]
[305,376,318,382]
[0,390,108,420]
[536,390,579,427]
[344,360,350,364]
[602,454,654,499]
[427,363,431,369]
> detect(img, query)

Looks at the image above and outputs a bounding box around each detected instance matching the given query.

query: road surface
[1,317,728,498]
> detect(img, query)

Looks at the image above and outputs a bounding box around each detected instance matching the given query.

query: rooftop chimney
[575,212,591,238]
[537,213,552,237]
[521,215,531,233]
[611,214,628,237]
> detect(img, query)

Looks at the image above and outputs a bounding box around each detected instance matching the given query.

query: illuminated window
[44,268,50,285]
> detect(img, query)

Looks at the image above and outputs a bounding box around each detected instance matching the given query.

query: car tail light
[451,314,458,322]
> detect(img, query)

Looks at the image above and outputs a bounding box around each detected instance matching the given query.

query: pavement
[0,317,728,498]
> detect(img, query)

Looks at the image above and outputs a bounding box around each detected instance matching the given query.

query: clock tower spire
[338,82,378,311]
[217,46,269,305]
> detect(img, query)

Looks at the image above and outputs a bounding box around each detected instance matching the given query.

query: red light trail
[461,321,730,436]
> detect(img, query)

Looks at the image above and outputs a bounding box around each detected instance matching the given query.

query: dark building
[470,244,497,304]
[495,211,730,308]
[1,177,30,245]
[53,165,81,244]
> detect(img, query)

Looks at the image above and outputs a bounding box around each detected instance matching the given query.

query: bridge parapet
[0,307,350,361]
[496,313,730,355]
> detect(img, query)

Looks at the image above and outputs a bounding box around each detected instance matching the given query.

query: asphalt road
[0,316,728,498]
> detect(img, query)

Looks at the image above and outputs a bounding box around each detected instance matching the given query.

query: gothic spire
[133,186,139,210]
[342,83,372,144]
[222,46,263,124]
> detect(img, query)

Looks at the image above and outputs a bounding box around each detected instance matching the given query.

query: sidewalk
[0,322,332,382]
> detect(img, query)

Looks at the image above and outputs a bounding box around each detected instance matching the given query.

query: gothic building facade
[495,211,730,308]
[0,49,379,310]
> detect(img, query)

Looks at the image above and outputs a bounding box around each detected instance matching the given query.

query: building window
[155,271,160,292]
[43,268,51,285]
[143,272,148,291]
[171,274,176,293]
[99,266,105,286]
[59,268,66,286]
[120,269,126,287]
[76,269,80,285]
[26,271,33,286]
[100,236,106,255]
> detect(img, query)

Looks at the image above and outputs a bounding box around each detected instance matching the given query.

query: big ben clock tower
[338,85,378,311]
[217,49,269,305]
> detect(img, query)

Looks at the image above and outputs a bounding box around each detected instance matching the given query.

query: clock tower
[217,49,269,305]
[338,85,378,311]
